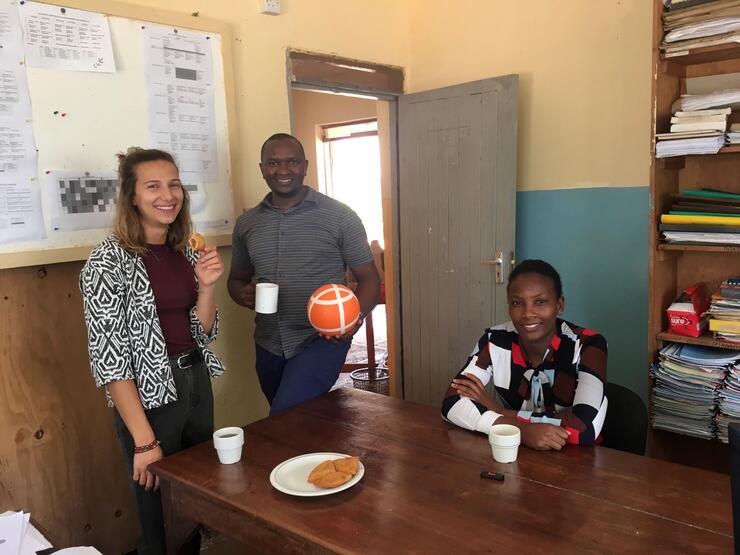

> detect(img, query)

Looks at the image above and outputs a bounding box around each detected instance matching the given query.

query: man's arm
[228,219,256,309]
[349,261,381,317]
[227,265,255,309]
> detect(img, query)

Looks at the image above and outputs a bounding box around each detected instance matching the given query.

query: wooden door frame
[286,50,404,398]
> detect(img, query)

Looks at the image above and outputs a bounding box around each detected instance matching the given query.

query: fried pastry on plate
[313,470,353,489]
[307,456,361,489]
[308,460,336,483]
[334,456,359,476]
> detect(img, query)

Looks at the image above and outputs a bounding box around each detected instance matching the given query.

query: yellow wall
[405,0,652,191]
[292,89,377,190]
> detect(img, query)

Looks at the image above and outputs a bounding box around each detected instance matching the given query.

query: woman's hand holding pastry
[195,246,224,288]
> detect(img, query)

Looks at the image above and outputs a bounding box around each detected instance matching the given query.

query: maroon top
[143,243,197,356]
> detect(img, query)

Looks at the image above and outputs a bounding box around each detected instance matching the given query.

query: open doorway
[287,52,517,406]
[319,119,383,247]
[291,89,388,379]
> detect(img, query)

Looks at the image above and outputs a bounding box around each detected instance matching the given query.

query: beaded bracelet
[134,439,161,454]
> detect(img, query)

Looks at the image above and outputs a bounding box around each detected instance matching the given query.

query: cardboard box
[666,283,710,338]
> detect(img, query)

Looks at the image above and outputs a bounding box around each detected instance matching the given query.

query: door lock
[481,251,505,283]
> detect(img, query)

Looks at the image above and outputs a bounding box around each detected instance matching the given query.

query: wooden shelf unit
[657,244,740,253]
[661,42,740,78]
[648,0,740,473]
[657,146,740,169]
[657,331,740,351]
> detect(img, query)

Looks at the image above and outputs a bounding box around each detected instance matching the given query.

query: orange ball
[307,284,361,337]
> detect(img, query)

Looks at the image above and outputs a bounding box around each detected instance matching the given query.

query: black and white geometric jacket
[79,235,226,410]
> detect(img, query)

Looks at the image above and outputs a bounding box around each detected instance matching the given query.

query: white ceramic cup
[213,427,244,464]
[488,424,521,463]
[255,282,279,314]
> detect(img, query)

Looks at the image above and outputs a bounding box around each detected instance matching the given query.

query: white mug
[488,424,521,463]
[213,427,244,464]
[255,282,279,314]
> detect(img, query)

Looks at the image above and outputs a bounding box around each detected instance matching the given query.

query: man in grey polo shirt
[228,133,380,414]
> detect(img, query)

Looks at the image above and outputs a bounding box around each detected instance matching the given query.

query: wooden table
[151,389,734,554]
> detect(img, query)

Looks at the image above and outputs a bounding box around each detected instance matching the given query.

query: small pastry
[189,232,206,252]
[308,460,336,484]
[313,471,352,489]
[334,456,359,476]
[307,456,361,489]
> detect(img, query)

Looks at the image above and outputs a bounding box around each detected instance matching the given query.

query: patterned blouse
[441,319,608,446]
[79,236,225,410]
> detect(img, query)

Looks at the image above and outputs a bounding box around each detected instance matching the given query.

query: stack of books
[729,123,740,144]
[668,0,732,10]
[659,189,740,246]
[718,362,740,442]
[671,108,729,134]
[708,277,740,344]
[656,107,729,157]
[662,0,740,58]
[654,88,740,158]
[651,343,731,439]
[655,132,725,158]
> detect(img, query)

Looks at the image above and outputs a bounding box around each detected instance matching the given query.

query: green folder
[682,189,740,201]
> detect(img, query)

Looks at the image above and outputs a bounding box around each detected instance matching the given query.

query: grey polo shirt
[231,186,373,358]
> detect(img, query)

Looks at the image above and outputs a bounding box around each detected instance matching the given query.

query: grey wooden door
[399,75,517,406]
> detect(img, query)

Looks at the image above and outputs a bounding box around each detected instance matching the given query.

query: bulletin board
[0,0,237,269]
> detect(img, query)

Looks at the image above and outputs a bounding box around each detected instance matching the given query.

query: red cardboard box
[666,283,710,338]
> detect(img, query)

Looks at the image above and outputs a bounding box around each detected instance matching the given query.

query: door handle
[481,251,505,283]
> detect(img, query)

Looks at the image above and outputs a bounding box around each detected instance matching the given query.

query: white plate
[269,452,364,497]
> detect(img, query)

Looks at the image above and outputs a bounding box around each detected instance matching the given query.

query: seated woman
[441,259,607,449]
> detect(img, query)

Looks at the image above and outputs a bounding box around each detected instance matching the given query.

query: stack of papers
[655,90,740,157]
[662,0,740,58]
[651,343,735,439]
[655,108,729,156]
[672,89,740,112]
[656,135,725,157]
[729,123,740,144]
[659,189,740,246]
[664,16,740,43]
[708,277,740,344]
[0,511,51,555]
[718,363,740,442]
[662,231,740,244]
[0,510,103,554]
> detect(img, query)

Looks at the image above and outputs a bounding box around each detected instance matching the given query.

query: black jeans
[114,360,214,555]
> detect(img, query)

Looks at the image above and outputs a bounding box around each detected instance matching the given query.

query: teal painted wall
[515,187,649,402]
